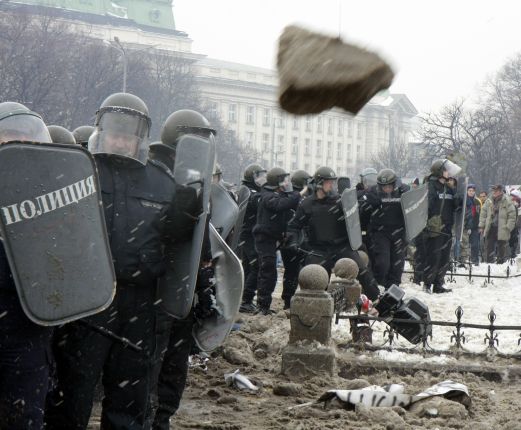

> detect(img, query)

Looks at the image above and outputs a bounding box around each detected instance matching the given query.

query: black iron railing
[336,307,521,360]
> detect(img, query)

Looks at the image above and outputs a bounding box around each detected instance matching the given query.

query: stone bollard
[281,264,335,378]
[328,258,361,310]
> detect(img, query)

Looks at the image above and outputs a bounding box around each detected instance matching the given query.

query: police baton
[298,248,325,258]
[77,320,147,356]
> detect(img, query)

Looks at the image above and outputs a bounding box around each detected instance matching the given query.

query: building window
[328,118,333,135]
[338,119,343,136]
[208,101,218,117]
[357,122,362,139]
[305,138,311,155]
[327,141,332,158]
[317,116,322,133]
[291,161,298,170]
[305,116,312,132]
[337,143,342,159]
[277,113,285,128]
[292,137,298,155]
[316,140,322,157]
[246,106,255,125]
[356,144,361,153]
[246,132,254,147]
[304,163,310,172]
[262,133,270,152]
[277,135,284,153]
[347,120,353,137]
[263,108,270,126]
[228,104,237,123]
[293,117,299,130]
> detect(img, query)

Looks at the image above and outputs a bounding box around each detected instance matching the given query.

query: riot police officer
[0,102,54,430]
[287,166,380,301]
[416,159,462,294]
[46,93,192,429]
[357,167,378,258]
[151,109,214,430]
[72,125,95,149]
[47,125,77,144]
[365,168,409,289]
[238,163,267,313]
[253,167,302,315]
[278,169,310,309]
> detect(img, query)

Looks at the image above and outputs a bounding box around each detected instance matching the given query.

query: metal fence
[335,306,521,360]
[404,258,521,285]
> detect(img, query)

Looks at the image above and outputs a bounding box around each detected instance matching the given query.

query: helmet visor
[444,160,462,177]
[254,170,267,187]
[279,175,293,192]
[89,111,150,165]
[362,173,377,188]
[0,114,51,144]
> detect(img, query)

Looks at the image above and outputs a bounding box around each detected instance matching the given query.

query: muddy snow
[88,262,521,429]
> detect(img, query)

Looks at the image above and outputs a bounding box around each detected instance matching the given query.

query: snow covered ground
[332,259,521,356]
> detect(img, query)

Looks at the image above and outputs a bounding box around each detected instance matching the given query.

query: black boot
[423,284,432,294]
[433,284,452,294]
[239,302,257,313]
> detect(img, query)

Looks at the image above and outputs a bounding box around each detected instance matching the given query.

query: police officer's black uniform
[0,242,53,430]
[365,180,409,289]
[419,175,460,293]
[238,180,262,309]
[287,194,380,300]
[45,94,195,430]
[253,181,300,313]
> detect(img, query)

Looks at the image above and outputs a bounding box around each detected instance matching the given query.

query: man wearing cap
[479,185,516,264]
[460,184,481,266]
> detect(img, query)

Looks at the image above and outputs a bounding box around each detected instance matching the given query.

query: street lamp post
[113,37,127,93]
[103,38,159,93]
[103,37,127,92]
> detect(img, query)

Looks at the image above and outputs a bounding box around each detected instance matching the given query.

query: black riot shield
[453,176,468,242]
[0,142,115,326]
[158,134,215,319]
[193,223,244,352]
[400,184,428,242]
[210,183,239,241]
[340,188,363,251]
[337,176,351,195]
[229,185,251,251]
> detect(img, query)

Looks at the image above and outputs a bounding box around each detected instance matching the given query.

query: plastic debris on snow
[224,369,259,391]
[292,380,470,410]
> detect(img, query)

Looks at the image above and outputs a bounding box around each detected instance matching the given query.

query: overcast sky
[173,0,521,114]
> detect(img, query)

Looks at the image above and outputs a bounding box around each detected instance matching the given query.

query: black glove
[194,266,219,320]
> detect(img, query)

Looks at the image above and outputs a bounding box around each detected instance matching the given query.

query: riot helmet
[88,92,151,165]
[47,125,77,145]
[430,158,461,178]
[266,166,292,192]
[160,109,216,151]
[243,163,267,187]
[377,168,397,186]
[0,102,51,144]
[290,169,311,191]
[314,166,338,196]
[360,167,378,189]
[72,125,95,148]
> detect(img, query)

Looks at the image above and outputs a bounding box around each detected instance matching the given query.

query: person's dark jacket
[97,157,197,286]
[239,181,262,241]
[364,184,409,232]
[287,194,348,247]
[427,176,461,231]
[253,187,299,240]
[464,196,481,231]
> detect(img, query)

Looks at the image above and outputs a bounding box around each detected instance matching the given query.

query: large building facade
[2,0,419,176]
